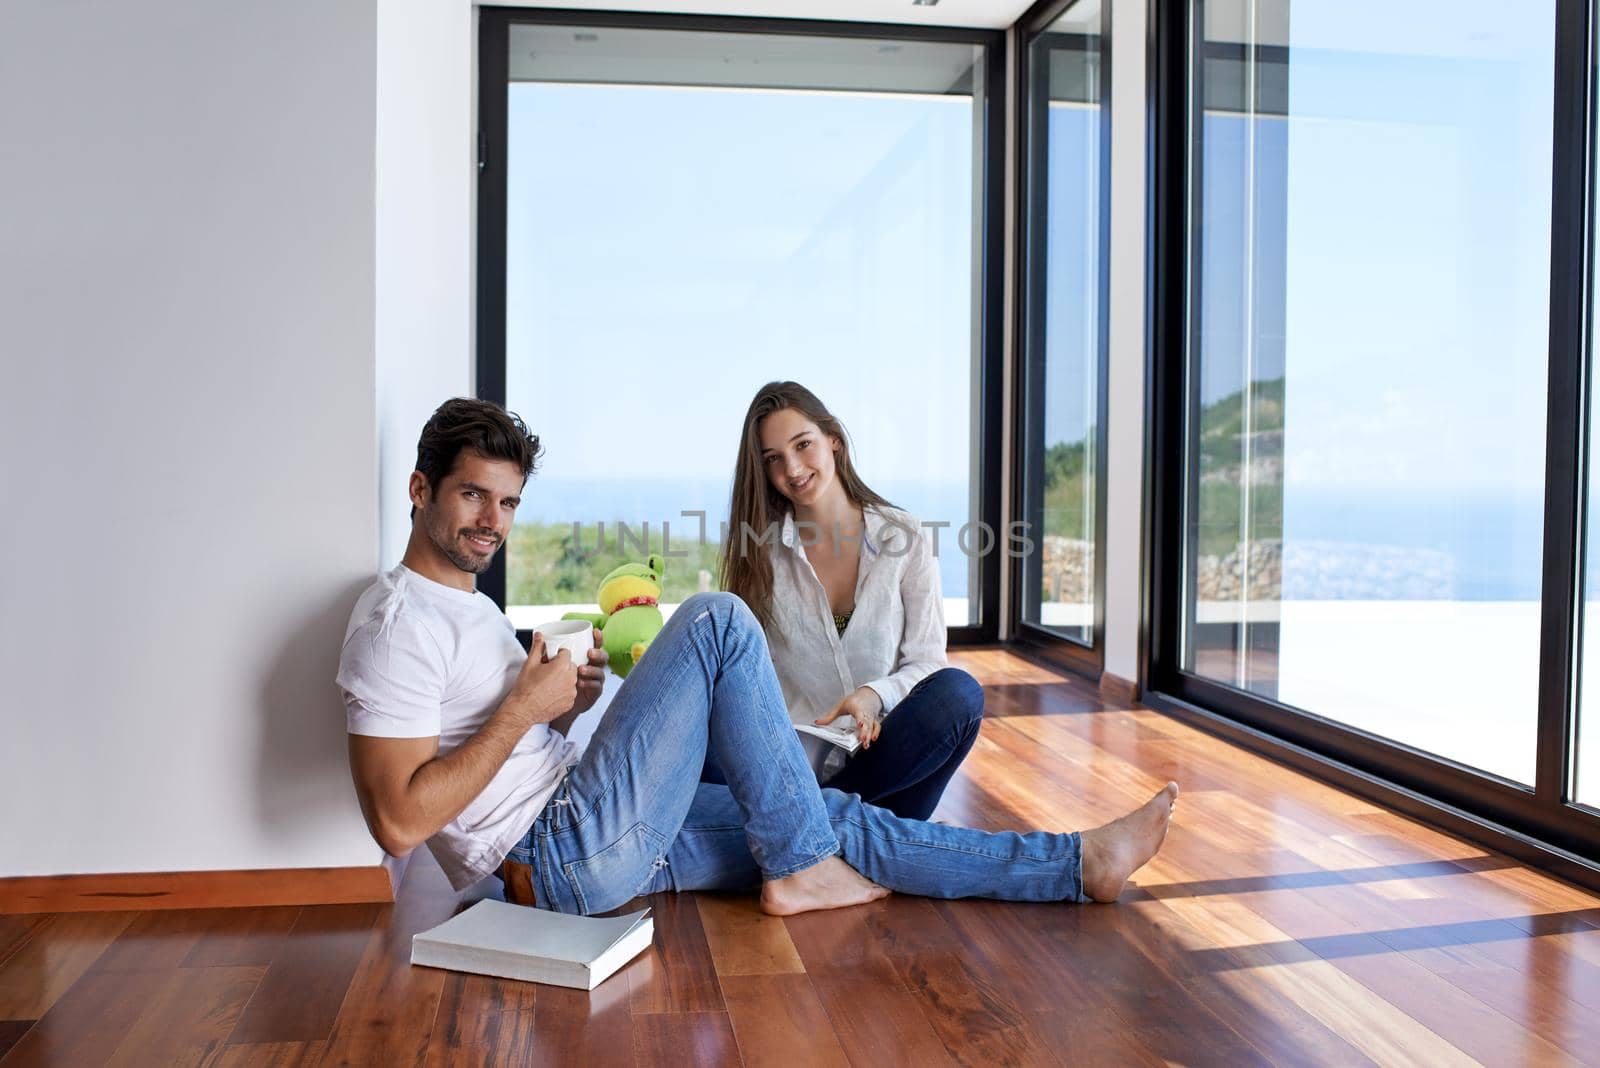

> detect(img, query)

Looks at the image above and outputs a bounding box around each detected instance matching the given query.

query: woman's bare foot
[1079,782,1180,902]
[760,856,890,916]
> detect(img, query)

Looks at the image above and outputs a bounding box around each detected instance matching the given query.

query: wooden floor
[5,648,1600,1066]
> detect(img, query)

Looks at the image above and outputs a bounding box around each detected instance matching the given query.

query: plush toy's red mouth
[612,595,658,611]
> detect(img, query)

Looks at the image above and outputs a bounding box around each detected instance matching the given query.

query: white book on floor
[411,899,653,990]
[795,720,861,754]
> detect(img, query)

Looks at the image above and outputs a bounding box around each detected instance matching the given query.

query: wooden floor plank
[858,898,1065,1067]
[626,892,723,1014]
[1112,893,1379,1066]
[719,973,850,1067]
[0,911,134,1019]
[1046,909,1275,1068]
[1120,855,1405,1066]
[1424,959,1600,1067]
[1188,848,1572,1066]
[1153,854,1479,1068]
[631,1012,741,1067]
[928,896,1108,1020]
[224,903,381,1046]
[212,1041,326,1067]
[808,970,959,1068]
[0,1021,34,1062]
[0,969,161,1066]
[521,974,635,1065]
[1350,920,1588,1066]
[91,906,276,973]
[104,965,263,1066]
[893,951,1059,1067]
[182,907,303,969]
[1008,695,1600,1065]
[697,894,805,976]
[0,920,42,973]
[422,972,539,1066]
[954,651,1071,687]
[315,849,462,1066]
[1024,1007,1171,1067]
[784,904,954,1066]
[1334,945,1573,1066]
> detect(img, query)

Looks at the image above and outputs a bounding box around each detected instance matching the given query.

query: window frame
[1142,0,1600,882]
[474,6,1008,646]
[1010,0,1113,678]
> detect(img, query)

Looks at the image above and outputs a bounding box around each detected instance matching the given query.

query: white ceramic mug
[532,618,594,667]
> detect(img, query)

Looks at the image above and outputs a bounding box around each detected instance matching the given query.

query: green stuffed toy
[563,553,666,678]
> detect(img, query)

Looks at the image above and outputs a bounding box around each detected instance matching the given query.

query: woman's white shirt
[764,506,948,728]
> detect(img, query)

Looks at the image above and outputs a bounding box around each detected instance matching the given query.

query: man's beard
[427,517,500,575]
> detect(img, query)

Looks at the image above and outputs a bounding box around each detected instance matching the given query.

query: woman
[715,381,984,821]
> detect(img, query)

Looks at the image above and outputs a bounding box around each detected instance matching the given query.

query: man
[340,398,1177,916]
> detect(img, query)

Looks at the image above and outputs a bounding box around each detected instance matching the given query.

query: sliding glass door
[1148,0,1600,866]
[1017,0,1109,665]
[1186,0,1555,783]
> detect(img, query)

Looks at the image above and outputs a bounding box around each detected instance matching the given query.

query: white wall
[0,1,383,876]
[1103,0,1148,683]
[376,0,476,569]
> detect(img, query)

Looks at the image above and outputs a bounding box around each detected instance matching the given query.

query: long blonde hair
[720,382,894,629]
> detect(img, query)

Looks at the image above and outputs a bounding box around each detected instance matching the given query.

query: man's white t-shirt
[336,564,576,891]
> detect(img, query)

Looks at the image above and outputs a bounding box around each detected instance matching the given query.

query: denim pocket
[563,822,669,915]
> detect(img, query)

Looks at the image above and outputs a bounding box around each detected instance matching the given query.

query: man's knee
[680,591,757,632]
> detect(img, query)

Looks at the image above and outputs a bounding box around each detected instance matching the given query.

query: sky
[1192,0,1557,603]
[1205,0,1555,491]
[504,82,976,515]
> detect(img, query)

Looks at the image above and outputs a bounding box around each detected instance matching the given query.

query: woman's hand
[816,686,885,749]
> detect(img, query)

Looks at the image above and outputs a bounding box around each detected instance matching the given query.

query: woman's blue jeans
[814,668,984,820]
[703,667,985,821]
[507,593,1088,915]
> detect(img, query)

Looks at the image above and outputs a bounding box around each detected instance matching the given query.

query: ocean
[514,479,1558,603]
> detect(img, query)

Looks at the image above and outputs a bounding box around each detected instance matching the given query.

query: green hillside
[1041,376,1285,557]
[506,521,723,607]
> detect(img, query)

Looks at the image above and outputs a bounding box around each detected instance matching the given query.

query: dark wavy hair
[720,382,893,629]
[412,397,543,517]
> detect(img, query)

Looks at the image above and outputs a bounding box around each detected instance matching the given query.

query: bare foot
[760,856,890,916]
[1079,782,1180,902]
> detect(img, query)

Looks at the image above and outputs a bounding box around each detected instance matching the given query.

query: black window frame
[1010,0,1113,679]
[1142,0,1600,886]
[474,6,1008,647]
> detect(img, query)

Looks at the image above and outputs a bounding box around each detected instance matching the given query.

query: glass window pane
[499,25,987,629]
[1022,1,1104,643]
[1184,0,1554,784]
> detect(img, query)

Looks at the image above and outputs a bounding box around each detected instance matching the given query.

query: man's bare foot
[1079,782,1180,902]
[760,856,890,916]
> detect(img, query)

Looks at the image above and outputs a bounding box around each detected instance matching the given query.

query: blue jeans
[703,667,984,820]
[507,593,1088,915]
[814,668,984,820]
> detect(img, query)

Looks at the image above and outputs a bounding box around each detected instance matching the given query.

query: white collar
[778,507,897,556]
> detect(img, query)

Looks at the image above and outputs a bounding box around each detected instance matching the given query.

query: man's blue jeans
[507,593,1089,915]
